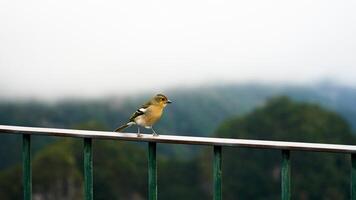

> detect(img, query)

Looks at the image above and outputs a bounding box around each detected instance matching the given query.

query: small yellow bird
[115,94,172,137]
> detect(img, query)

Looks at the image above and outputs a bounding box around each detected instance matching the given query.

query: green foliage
[0,138,83,200]
[74,121,148,199]
[32,139,83,200]
[0,135,21,170]
[158,158,207,200]
[0,166,22,200]
[1,84,356,199]
[93,140,147,200]
[213,96,355,199]
[1,83,356,166]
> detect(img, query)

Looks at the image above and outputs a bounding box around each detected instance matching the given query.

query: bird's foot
[149,127,159,136]
[137,126,142,137]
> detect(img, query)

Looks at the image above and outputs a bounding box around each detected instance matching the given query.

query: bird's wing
[129,102,150,122]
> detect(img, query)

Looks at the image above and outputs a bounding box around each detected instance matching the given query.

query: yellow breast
[135,105,164,127]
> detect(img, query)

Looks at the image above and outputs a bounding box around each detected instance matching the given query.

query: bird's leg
[151,127,159,136]
[137,126,142,137]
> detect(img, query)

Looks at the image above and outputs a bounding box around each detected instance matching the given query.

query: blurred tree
[206,96,355,199]
[75,121,148,200]
[32,139,83,200]
[1,96,355,200]
[2,83,356,165]
[0,166,22,200]
[0,139,83,200]
[158,158,207,200]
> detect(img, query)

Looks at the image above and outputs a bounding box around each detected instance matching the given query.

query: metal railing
[1,124,356,200]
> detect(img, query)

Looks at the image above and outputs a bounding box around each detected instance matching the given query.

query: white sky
[0,0,355,99]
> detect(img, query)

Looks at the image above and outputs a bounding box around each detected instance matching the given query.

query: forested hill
[212,96,355,199]
[0,82,355,169]
[1,82,356,134]
[1,96,354,199]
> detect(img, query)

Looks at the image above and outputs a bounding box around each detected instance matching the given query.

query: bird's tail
[115,122,134,132]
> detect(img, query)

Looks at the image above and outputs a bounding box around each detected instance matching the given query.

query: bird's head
[152,94,172,107]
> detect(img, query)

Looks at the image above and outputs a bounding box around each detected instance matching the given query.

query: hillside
[210,96,355,199]
[1,97,354,199]
[0,82,356,170]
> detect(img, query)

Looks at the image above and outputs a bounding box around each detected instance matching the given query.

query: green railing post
[213,145,222,200]
[84,138,93,200]
[23,134,32,200]
[281,150,291,200]
[352,154,356,200]
[148,142,157,200]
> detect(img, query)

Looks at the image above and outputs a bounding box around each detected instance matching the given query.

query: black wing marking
[129,102,150,122]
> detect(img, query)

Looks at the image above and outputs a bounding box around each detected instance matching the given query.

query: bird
[115,94,172,137]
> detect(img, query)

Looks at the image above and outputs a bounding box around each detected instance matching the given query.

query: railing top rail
[1,125,356,153]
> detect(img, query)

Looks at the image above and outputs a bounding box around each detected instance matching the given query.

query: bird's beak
[167,100,172,104]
